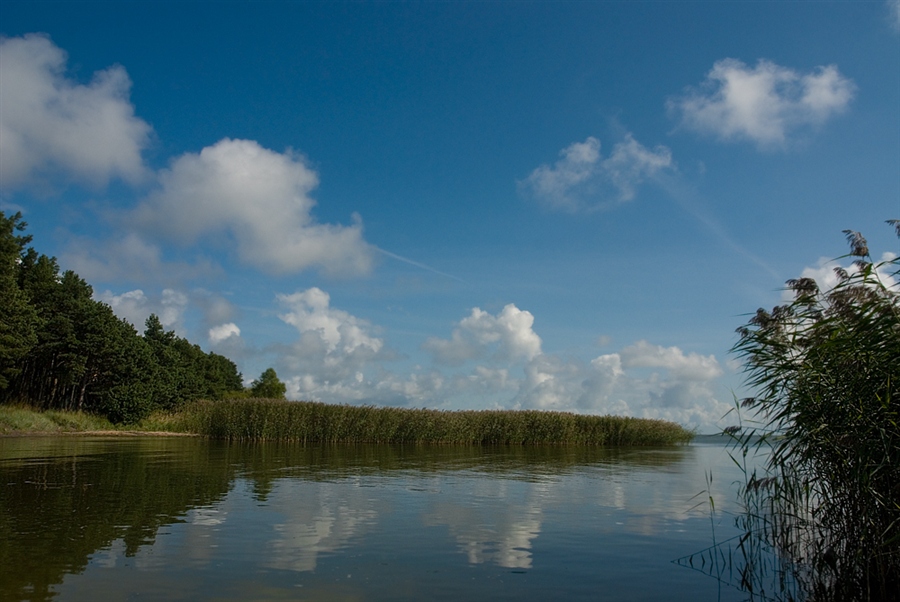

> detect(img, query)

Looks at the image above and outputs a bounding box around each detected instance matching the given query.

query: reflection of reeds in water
[145,399,693,446]
[674,452,807,602]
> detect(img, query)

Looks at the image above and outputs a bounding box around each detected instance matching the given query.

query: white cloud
[276,288,390,402]
[159,289,189,327]
[97,289,150,330]
[510,341,728,429]
[132,138,373,276]
[262,290,729,429]
[371,371,447,406]
[419,304,727,429]
[278,288,382,356]
[64,232,220,285]
[515,354,590,412]
[783,252,900,302]
[668,58,855,148]
[619,340,723,381]
[423,304,542,365]
[209,323,241,344]
[889,0,900,31]
[421,329,481,366]
[97,287,188,332]
[603,135,675,201]
[519,134,673,213]
[0,33,151,189]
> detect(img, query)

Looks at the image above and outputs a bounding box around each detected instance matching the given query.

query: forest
[0,210,245,423]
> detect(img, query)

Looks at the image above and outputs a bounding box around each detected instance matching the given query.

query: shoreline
[0,430,203,438]
[1,402,695,445]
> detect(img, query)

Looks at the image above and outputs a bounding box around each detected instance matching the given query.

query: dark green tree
[142,315,244,408]
[1,213,244,422]
[201,351,244,398]
[0,212,38,390]
[250,368,286,399]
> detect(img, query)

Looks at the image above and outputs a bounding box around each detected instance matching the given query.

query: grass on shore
[0,404,118,435]
[2,400,694,446]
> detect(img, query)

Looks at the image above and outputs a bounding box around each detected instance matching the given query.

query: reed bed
[147,399,693,446]
[725,227,900,600]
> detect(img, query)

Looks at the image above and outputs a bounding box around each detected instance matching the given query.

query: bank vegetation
[2,402,693,445]
[143,399,694,445]
[727,223,899,601]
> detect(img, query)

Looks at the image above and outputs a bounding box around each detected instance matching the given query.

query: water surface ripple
[0,437,754,601]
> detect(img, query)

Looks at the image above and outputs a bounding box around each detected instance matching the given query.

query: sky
[1,1,898,432]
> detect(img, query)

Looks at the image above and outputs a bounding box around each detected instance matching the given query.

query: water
[0,436,756,601]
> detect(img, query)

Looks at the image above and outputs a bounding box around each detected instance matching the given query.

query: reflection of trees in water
[0,437,235,602]
[1,438,701,600]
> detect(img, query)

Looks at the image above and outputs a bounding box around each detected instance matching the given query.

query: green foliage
[152,398,694,445]
[0,212,38,390]
[250,368,286,399]
[142,315,245,412]
[0,437,232,600]
[0,211,245,424]
[729,223,900,600]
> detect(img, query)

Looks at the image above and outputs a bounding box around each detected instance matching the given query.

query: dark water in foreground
[0,437,756,601]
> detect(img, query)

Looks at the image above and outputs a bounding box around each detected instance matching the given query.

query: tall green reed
[149,399,693,446]
[726,223,900,601]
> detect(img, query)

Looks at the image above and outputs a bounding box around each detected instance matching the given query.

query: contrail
[374,247,467,283]
[653,172,781,281]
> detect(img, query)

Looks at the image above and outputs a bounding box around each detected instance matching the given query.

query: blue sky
[2,1,898,431]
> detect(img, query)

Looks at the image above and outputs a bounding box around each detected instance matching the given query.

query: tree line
[0,211,283,423]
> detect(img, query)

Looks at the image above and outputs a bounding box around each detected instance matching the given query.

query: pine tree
[0,212,38,390]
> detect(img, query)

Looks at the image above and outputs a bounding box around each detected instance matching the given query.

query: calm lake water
[0,436,759,601]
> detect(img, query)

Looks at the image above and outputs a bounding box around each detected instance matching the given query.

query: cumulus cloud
[64,233,220,285]
[668,58,855,148]
[0,33,151,189]
[278,288,383,356]
[423,304,543,365]
[417,303,727,428]
[132,138,373,276]
[275,288,391,402]
[620,340,723,381]
[515,353,591,412]
[263,290,729,429]
[512,342,729,428]
[209,322,241,344]
[519,134,673,213]
[97,288,189,332]
[783,252,900,302]
[370,371,448,407]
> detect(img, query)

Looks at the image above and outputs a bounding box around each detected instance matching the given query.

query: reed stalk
[727,223,900,601]
[142,399,693,446]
